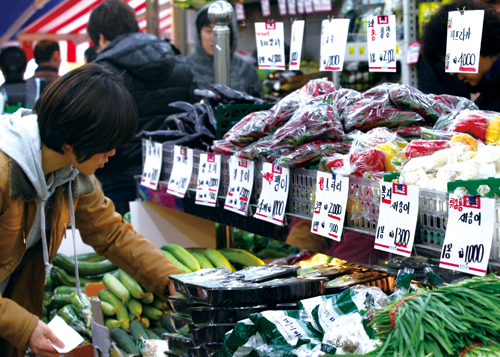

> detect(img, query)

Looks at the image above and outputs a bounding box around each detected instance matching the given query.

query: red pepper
[453,113,487,141]
[404,140,450,160]
[350,149,386,177]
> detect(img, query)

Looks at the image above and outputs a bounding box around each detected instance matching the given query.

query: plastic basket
[215,103,274,140]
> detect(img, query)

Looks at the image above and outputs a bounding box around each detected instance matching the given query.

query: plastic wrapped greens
[274,141,351,168]
[389,84,445,122]
[223,111,271,147]
[212,139,239,156]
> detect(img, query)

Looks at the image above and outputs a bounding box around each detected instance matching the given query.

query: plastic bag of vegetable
[274,140,350,168]
[223,111,271,147]
[433,109,500,143]
[211,139,239,156]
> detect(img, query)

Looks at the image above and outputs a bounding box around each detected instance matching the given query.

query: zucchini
[139,317,150,329]
[105,319,121,331]
[98,289,129,331]
[54,253,117,276]
[77,252,106,262]
[126,298,143,318]
[152,327,169,337]
[162,244,200,271]
[219,248,265,267]
[128,312,140,322]
[140,292,154,305]
[205,249,235,272]
[54,286,78,295]
[103,273,130,304]
[192,252,214,269]
[118,270,145,299]
[143,305,163,320]
[160,250,191,274]
[51,294,72,307]
[101,301,116,317]
[69,292,91,319]
[145,329,161,340]
[59,305,87,335]
[45,274,55,292]
[186,247,207,255]
[160,314,175,333]
[51,266,101,286]
[110,328,139,355]
[130,321,148,344]
[152,297,168,311]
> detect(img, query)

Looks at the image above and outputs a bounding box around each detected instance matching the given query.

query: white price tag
[255,22,286,70]
[321,0,332,11]
[312,0,321,12]
[289,20,305,70]
[254,163,289,226]
[297,0,305,14]
[166,145,193,198]
[374,182,419,257]
[235,2,245,21]
[141,140,163,190]
[224,157,255,215]
[445,10,484,74]
[367,15,397,72]
[278,0,288,15]
[195,153,221,207]
[287,0,297,15]
[305,0,314,13]
[406,41,421,65]
[320,19,350,72]
[260,0,271,17]
[310,172,349,241]
[440,194,494,276]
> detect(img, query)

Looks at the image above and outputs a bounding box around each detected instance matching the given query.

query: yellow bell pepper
[450,133,478,152]
[485,116,500,144]
[375,142,399,172]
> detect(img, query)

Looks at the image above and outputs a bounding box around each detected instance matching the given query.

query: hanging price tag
[297,0,305,14]
[235,2,245,21]
[374,182,419,257]
[195,153,221,207]
[445,10,484,74]
[224,157,255,216]
[321,0,332,11]
[255,22,286,70]
[366,15,397,72]
[260,0,271,17]
[305,0,314,13]
[278,0,288,15]
[141,140,163,190]
[254,163,289,226]
[289,20,305,70]
[167,146,193,198]
[312,0,321,12]
[439,194,494,276]
[287,0,296,15]
[320,19,350,72]
[310,172,349,241]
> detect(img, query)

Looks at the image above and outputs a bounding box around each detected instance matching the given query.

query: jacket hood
[94,32,176,84]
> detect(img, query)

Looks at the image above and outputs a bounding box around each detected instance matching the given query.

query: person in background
[32,40,60,82]
[0,47,27,84]
[418,58,470,97]
[87,0,194,215]
[84,45,98,63]
[186,5,264,98]
[422,0,500,111]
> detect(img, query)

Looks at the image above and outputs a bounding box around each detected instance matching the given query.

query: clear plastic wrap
[212,139,239,156]
[389,84,444,122]
[433,110,500,142]
[430,93,478,114]
[235,136,286,162]
[223,111,271,147]
[390,139,451,171]
[320,149,386,177]
[274,141,351,168]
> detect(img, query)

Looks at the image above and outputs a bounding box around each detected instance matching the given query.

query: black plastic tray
[187,305,269,326]
[189,323,236,345]
[170,313,196,336]
[169,295,205,317]
[189,342,223,357]
[261,277,327,303]
[233,265,300,283]
[164,332,194,356]
[170,269,235,296]
[183,279,264,307]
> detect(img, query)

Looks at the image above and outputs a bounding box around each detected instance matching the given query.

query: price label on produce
[255,22,286,70]
[278,0,288,15]
[141,139,163,190]
[225,157,255,216]
[310,172,349,241]
[235,2,245,21]
[374,182,419,257]
[260,0,271,17]
[289,20,305,70]
[167,145,193,198]
[366,15,397,72]
[287,0,296,15]
[254,163,289,226]
[297,0,304,13]
[195,153,221,207]
[439,194,494,276]
[320,19,350,72]
[445,10,484,74]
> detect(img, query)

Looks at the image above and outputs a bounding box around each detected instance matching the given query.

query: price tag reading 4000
[254,163,289,226]
[310,172,349,241]
[440,194,495,276]
[255,22,286,70]
[225,157,255,216]
[141,139,163,190]
[366,15,397,72]
[167,145,193,198]
[195,153,221,207]
[374,182,420,257]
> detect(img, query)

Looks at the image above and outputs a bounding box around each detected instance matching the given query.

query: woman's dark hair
[0,47,27,82]
[34,63,138,163]
[422,0,500,62]
[87,0,139,46]
[196,7,235,51]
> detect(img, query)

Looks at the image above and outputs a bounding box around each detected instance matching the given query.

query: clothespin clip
[291,17,297,24]
[458,6,466,15]
[327,15,333,22]
[268,18,274,24]
[241,21,247,27]
[375,7,382,16]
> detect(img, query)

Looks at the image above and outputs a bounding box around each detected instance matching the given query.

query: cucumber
[160,314,175,333]
[118,270,145,299]
[45,274,55,292]
[51,294,72,307]
[152,327,169,337]
[126,298,143,318]
[140,317,150,329]
[152,297,168,311]
[54,253,117,276]
[50,309,58,321]
[205,249,235,272]
[160,250,191,273]
[51,266,101,286]
[145,329,161,340]
[110,328,139,355]
[143,305,163,320]
[186,247,207,255]
[128,312,140,322]
[130,320,148,344]
[54,286,78,295]
[77,252,106,262]
[140,291,154,305]
[105,319,121,331]
[101,301,116,316]
[59,305,87,335]
[192,252,214,269]
[103,273,130,304]
[98,289,129,331]
[162,244,200,271]
[219,248,265,267]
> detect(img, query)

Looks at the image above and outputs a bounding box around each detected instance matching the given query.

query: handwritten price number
[329,222,339,234]
[390,201,410,214]
[379,49,395,64]
[327,203,342,216]
[391,227,410,247]
[442,243,453,259]
[453,53,476,66]
[460,244,485,264]
[458,211,481,225]
[324,55,340,68]
[291,52,298,62]
[272,200,285,217]
[376,225,385,239]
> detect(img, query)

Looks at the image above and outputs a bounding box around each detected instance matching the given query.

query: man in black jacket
[87,0,194,214]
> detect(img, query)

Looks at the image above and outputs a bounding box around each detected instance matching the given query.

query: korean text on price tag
[287,0,296,15]
[440,194,494,276]
[235,2,245,21]
[297,0,304,13]
[445,10,484,74]
[195,153,221,207]
[366,15,397,72]
[305,0,314,13]
[310,172,349,241]
[166,145,193,198]
[141,140,163,190]
[254,163,289,226]
[225,157,255,216]
[320,19,350,72]
[312,0,321,12]
[289,20,305,70]
[321,0,332,11]
[374,182,420,257]
[260,0,271,17]
[278,0,288,15]
[255,22,286,70]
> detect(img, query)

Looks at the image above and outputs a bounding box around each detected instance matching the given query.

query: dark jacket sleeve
[245,63,264,98]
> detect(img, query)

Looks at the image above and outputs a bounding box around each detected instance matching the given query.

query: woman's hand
[28,320,65,357]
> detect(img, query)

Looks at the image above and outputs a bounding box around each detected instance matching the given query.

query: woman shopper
[0,63,181,356]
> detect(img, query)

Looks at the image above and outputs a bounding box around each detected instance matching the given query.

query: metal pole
[146,0,160,37]
[208,1,234,86]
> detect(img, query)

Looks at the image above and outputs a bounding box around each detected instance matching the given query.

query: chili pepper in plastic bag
[389,85,443,123]
[321,149,386,177]
[393,126,429,138]
[212,140,239,156]
[431,93,478,114]
[274,140,351,167]
[235,136,276,161]
[223,111,270,147]
[344,104,424,132]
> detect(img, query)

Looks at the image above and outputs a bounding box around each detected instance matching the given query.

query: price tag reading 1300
[440,194,495,276]
[167,145,193,198]
[225,157,255,216]
[254,163,289,226]
[374,182,420,257]
[195,153,221,207]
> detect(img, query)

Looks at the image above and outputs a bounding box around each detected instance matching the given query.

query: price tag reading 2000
[255,22,286,70]
[167,146,193,198]
[225,157,255,216]
[195,153,221,207]
[310,172,349,241]
[366,15,397,72]
[254,163,289,226]
[374,182,419,257]
[440,194,494,276]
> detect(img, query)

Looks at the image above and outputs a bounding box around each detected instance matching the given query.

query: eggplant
[203,102,217,132]
[193,89,221,103]
[136,130,186,141]
[193,102,208,116]
[168,101,197,114]
[195,113,216,138]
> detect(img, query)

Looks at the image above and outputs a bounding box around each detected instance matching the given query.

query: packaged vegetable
[390,139,451,171]
[223,111,271,147]
[217,319,264,357]
[485,115,500,144]
[388,267,414,301]
[211,139,239,156]
[274,140,350,168]
[331,88,361,117]
[320,148,386,177]
[430,93,478,114]
[433,110,498,142]
[389,84,444,123]
[450,133,478,152]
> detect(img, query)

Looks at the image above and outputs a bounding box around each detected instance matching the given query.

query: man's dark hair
[0,46,27,83]
[33,63,138,163]
[87,0,139,46]
[195,7,235,51]
[422,0,500,62]
[34,40,60,65]
[84,46,98,63]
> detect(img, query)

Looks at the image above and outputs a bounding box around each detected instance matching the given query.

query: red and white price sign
[235,2,245,21]
[445,10,484,74]
[310,172,349,242]
[224,157,255,216]
[141,140,163,190]
[374,182,419,257]
[260,0,271,17]
[440,194,495,276]
[367,15,397,72]
[321,0,332,11]
[254,163,289,226]
[297,0,304,13]
[195,153,221,207]
[305,0,313,13]
[289,20,305,71]
[312,0,321,12]
[278,0,288,15]
[287,0,296,15]
[167,146,193,198]
[320,19,350,72]
[255,22,286,70]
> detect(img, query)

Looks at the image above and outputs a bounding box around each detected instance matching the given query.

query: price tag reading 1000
[195,153,221,207]
[254,163,290,226]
